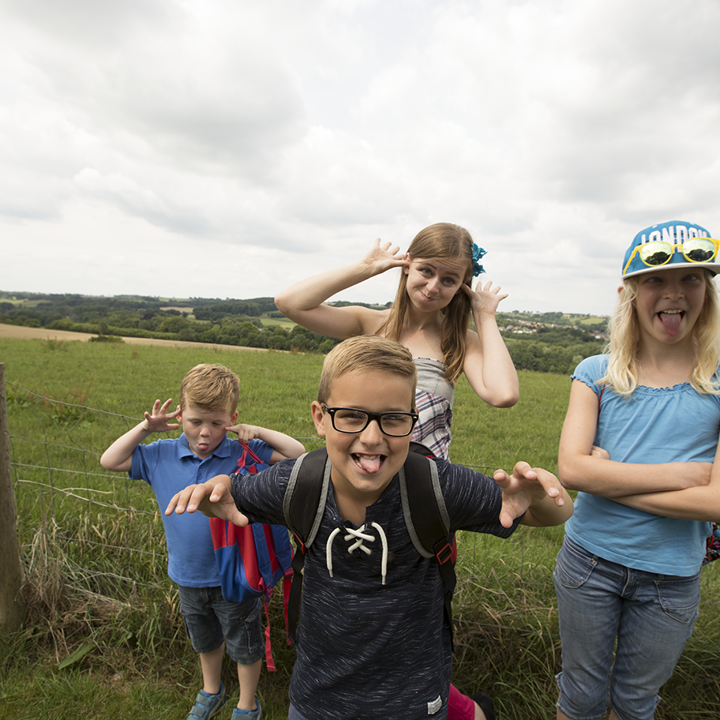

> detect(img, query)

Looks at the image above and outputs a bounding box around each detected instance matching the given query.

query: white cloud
[1,0,720,316]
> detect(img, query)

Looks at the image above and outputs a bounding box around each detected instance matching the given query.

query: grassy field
[0,337,718,719]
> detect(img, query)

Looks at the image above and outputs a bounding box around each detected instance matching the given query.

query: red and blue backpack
[209,443,294,670]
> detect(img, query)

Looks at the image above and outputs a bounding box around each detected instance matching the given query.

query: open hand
[142,398,181,433]
[494,462,566,528]
[360,238,406,276]
[165,476,249,526]
[460,279,508,316]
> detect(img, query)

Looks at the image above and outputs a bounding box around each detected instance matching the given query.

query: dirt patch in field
[0,323,268,352]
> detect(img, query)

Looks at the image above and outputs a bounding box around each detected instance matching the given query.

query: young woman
[554,220,720,720]
[275,222,518,461]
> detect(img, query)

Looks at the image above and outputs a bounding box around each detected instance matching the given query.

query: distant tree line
[0,293,339,353]
[0,292,606,371]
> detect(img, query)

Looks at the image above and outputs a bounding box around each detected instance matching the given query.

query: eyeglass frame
[623,237,720,277]
[321,404,419,437]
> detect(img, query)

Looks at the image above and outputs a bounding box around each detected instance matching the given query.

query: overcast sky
[2,0,719,316]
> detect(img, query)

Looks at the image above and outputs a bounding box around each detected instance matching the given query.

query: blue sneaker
[186,682,227,720]
[231,701,262,720]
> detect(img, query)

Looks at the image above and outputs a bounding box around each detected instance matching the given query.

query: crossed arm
[558,379,719,521]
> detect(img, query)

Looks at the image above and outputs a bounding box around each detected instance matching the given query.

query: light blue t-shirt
[565,355,718,576]
[130,434,273,587]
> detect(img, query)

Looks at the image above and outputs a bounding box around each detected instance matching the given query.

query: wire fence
[6,380,720,652]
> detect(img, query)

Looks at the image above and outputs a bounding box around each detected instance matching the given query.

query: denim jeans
[554,536,700,720]
[177,585,264,665]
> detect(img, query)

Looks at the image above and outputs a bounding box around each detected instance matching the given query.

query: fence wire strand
[6,380,719,648]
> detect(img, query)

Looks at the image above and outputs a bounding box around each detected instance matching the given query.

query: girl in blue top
[555,220,720,720]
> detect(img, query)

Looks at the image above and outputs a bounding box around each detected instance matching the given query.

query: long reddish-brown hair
[376,222,475,383]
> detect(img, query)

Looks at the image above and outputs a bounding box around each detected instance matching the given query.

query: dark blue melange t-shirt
[232,456,517,720]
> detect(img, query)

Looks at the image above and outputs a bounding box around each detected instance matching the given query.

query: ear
[230,410,238,424]
[311,401,327,437]
[617,285,623,295]
[402,253,410,274]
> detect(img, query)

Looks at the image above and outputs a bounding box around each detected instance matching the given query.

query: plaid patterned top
[412,357,455,460]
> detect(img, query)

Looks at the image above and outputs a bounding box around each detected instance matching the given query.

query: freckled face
[404,257,467,311]
[634,267,707,346]
[311,370,415,508]
[179,404,238,459]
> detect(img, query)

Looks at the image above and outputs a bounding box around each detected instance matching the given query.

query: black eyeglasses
[322,404,419,437]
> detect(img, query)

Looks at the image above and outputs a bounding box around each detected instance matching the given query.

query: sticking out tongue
[659,312,682,337]
[355,455,383,473]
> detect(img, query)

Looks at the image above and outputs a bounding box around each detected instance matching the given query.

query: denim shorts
[287,705,311,720]
[553,536,700,720]
[177,585,264,666]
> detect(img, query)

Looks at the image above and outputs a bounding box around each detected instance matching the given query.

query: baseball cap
[622,220,719,278]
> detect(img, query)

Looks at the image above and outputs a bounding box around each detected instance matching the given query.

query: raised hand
[141,398,181,433]
[460,279,509,316]
[227,423,261,445]
[359,238,406,276]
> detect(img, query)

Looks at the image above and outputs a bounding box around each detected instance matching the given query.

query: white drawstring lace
[326,522,389,585]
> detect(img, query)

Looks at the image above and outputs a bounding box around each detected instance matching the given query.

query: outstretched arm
[165,475,249,526]
[100,398,181,472]
[461,280,519,407]
[558,379,712,497]
[227,423,305,463]
[274,239,405,339]
[494,462,573,527]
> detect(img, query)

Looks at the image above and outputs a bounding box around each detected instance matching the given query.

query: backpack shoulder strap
[283,447,331,644]
[399,449,452,561]
[399,447,457,644]
[283,448,331,550]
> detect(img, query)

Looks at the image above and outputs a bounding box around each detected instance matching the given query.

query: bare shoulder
[353,305,390,334]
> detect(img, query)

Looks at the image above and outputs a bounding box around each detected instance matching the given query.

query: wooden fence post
[0,363,25,634]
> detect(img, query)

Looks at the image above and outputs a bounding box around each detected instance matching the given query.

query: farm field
[0,336,718,720]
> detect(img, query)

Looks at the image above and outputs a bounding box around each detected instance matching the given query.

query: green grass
[0,337,718,719]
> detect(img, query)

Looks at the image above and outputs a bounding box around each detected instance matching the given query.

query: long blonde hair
[601,270,720,396]
[376,222,476,383]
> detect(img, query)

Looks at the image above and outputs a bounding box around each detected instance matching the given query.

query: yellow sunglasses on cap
[623,237,720,277]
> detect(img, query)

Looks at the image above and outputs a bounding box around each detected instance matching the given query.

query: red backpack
[209,443,294,670]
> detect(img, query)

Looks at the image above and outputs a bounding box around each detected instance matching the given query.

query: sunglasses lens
[683,238,716,262]
[638,241,673,267]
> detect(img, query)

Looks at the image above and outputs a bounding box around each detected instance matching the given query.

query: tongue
[357,455,383,473]
[660,312,682,337]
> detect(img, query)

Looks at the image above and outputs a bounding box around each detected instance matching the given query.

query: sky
[2,0,720,317]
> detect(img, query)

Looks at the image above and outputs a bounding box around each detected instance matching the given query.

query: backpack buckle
[293,532,307,554]
[433,539,453,565]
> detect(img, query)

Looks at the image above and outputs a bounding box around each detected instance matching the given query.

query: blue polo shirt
[130,434,272,587]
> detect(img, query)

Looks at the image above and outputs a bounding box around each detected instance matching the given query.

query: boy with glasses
[166,337,573,720]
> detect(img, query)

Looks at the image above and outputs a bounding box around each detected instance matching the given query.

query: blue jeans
[554,537,700,720]
[177,585,264,665]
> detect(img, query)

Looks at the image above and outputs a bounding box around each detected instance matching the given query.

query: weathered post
[0,363,25,634]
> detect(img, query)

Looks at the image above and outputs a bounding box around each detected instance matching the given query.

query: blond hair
[180,364,240,413]
[376,222,476,383]
[318,335,417,405]
[601,270,720,396]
